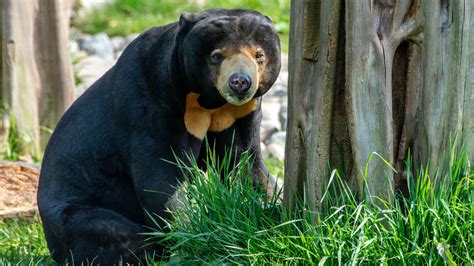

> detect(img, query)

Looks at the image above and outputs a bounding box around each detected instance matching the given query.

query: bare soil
[0,161,40,219]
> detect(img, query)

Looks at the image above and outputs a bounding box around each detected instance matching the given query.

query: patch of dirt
[0,161,40,219]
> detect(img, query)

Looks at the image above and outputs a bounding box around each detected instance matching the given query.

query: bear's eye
[210,51,224,64]
[255,50,265,63]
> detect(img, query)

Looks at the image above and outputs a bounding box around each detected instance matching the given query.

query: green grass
[265,155,284,179]
[0,103,43,162]
[148,146,473,264]
[73,0,291,52]
[0,219,53,265]
[1,147,472,264]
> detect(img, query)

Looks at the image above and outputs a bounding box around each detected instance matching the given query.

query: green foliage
[71,48,84,87]
[0,103,42,162]
[265,156,284,178]
[150,145,473,264]
[0,219,53,265]
[72,0,291,52]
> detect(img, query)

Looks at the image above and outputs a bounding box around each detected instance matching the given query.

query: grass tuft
[0,144,471,264]
[0,103,43,162]
[150,145,473,264]
[0,219,53,265]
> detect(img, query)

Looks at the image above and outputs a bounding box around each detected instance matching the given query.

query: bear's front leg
[236,112,279,198]
[130,131,202,229]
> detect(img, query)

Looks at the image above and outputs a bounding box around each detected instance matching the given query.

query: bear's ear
[179,12,197,29]
[264,15,273,23]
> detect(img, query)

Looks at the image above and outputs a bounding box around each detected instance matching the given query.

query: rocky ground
[71,31,288,161]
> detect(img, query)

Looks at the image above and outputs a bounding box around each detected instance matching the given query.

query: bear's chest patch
[184,93,256,139]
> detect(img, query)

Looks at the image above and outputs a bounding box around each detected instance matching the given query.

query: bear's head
[177,9,281,109]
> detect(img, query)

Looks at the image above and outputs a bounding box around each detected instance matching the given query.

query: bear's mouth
[216,53,259,106]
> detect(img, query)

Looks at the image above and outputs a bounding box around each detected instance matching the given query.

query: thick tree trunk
[36,0,76,144]
[2,0,74,151]
[345,0,425,203]
[415,1,472,173]
[465,5,474,162]
[284,0,342,214]
[284,0,473,210]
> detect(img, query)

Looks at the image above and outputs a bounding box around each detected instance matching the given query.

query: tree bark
[285,0,473,210]
[415,0,473,172]
[284,0,316,210]
[284,0,343,213]
[345,0,425,204]
[2,0,74,151]
[465,4,474,163]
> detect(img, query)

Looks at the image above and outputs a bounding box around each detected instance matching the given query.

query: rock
[79,33,115,60]
[69,40,79,54]
[72,30,90,45]
[75,55,115,96]
[268,131,286,147]
[260,142,268,158]
[281,53,289,72]
[79,0,114,12]
[125,34,140,47]
[265,131,286,161]
[266,143,285,161]
[268,84,287,97]
[261,95,282,130]
[111,36,127,52]
[268,71,288,97]
[279,71,288,84]
[260,126,278,144]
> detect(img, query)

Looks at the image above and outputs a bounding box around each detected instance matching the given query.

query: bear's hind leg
[54,205,155,264]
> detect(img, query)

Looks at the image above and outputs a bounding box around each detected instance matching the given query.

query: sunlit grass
[0,219,53,265]
[0,146,471,264]
[149,145,473,264]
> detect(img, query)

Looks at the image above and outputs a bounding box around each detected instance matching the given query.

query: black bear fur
[38,9,281,264]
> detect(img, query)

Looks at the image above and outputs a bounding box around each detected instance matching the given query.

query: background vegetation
[73,0,291,52]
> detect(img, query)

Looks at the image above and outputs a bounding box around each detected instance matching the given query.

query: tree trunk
[465,4,474,161]
[284,0,473,210]
[2,0,74,152]
[415,1,472,173]
[284,0,343,214]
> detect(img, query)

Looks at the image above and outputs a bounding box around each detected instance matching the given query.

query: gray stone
[278,71,288,86]
[69,40,79,54]
[125,34,140,46]
[280,53,288,72]
[260,142,268,158]
[79,33,115,60]
[71,30,90,44]
[268,84,287,97]
[75,56,115,96]
[266,143,285,161]
[260,126,278,144]
[79,0,114,13]
[268,71,288,97]
[268,131,286,147]
[261,95,282,130]
[111,36,127,52]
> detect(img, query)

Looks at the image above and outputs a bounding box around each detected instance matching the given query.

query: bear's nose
[228,73,252,94]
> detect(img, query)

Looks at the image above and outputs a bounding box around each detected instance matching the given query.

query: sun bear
[37,9,281,264]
